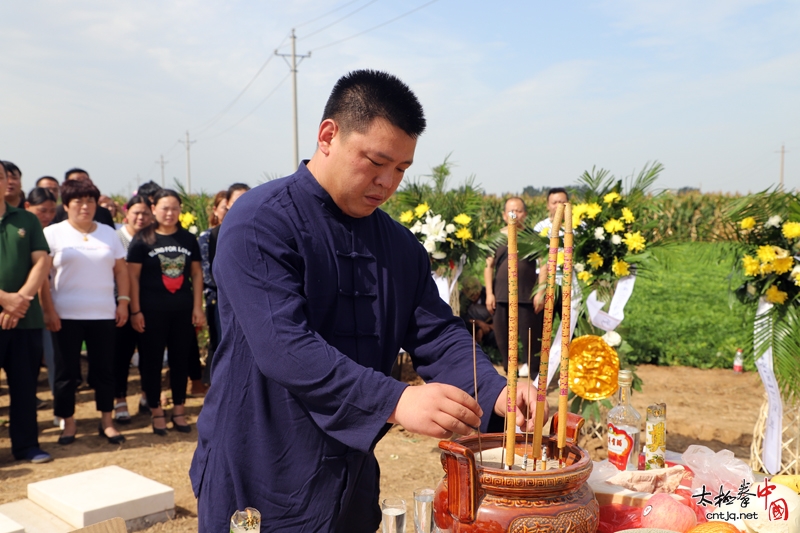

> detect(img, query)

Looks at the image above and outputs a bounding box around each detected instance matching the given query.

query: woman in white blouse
[43,179,130,445]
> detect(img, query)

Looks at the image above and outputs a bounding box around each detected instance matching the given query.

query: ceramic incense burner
[435,414,599,533]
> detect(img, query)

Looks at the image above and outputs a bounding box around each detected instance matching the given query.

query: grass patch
[622,242,750,369]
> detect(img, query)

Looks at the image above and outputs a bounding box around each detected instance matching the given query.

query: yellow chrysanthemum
[742,255,761,277]
[572,203,589,220]
[765,285,788,305]
[557,251,564,266]
[539,226,550,237]
[587,252,604,270]
[603,192,621,205]
[760,262,775,275]
[179,212,196,229]
[792,267,800,287]
[414,203,429,218]
[612,257,630,277]
[773,256,794,275]
[622,231,646,253]
[577,271,593,283]
[399,210,414,223]
[455,227,472,241]
[739,217,756,230]
[621,207,635,224]
[453,213,472,226]
[782,221,800,240]
[757,245,777,263]
[604,218,625,234]
[585,203,602,219]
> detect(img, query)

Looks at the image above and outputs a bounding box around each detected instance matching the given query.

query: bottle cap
[618,369,633,384]
[647,403,665,418]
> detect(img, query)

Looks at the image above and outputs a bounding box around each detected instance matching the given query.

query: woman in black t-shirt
[127,190,205,435]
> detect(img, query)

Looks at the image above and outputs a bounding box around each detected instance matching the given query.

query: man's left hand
[493,383,549,432]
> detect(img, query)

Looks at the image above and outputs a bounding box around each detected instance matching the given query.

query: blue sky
[1,0,798,198]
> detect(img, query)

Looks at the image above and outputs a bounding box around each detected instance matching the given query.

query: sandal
[171,413,191,433]
[114,402,132,424]
[152,415,167,436]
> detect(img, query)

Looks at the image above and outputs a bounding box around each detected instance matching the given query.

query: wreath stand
[751,393,800,475]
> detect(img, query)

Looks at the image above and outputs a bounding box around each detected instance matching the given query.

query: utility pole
[156,155,168,187]
[178,131,196,193]
[276,29,311,169]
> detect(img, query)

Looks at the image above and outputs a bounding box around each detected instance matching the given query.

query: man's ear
[317,119,339,156]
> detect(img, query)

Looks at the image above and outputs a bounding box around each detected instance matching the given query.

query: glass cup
[230,507,261,532]
[413,488,435,533]
[381,497,407,533]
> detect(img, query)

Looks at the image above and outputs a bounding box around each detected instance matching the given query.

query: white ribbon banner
[754,298,783,475]
[585,274,637,332]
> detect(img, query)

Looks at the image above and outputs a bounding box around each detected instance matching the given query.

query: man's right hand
[388,383,483,439]
[485,293,496,314]
[533,291,545,313]
[0,292,33,319]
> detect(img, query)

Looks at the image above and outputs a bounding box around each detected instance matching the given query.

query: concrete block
[0,511,24,533]
[0,512,23,533]
[0,499,72,533]
[27,465,174,529]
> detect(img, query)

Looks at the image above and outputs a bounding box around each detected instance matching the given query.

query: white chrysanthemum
[445,224,455,234]
[189,225,198,235]
[432,251,447,260]
[765,215,783,228]
[611,234,622,245]
[602,331,622,347]
[574,263,585,273]
[423,238,437,253]
[594,227,605,240]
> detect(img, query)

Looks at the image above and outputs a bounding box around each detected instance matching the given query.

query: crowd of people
[0,159,249,463]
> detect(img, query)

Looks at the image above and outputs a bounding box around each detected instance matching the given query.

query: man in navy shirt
[191,70,543,532]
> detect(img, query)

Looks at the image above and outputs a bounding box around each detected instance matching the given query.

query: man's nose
[374,168,394,188]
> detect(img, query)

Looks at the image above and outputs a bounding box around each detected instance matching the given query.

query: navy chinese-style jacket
[190,163,506,532]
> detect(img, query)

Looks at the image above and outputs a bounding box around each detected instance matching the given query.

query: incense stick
[472,320,483,466]
[558,203,574,455]
[504,212,519,470]
[522,327,533,470]
[532,203,565,463]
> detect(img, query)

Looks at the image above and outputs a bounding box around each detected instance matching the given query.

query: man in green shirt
[0,160,52,463]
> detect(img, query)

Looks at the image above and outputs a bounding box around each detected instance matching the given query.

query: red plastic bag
[597,504,641,533]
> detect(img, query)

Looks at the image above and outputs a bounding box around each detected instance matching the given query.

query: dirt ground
[0,359,766,532]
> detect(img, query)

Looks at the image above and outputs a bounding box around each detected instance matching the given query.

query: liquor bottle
[645,403,666,470]
[733,348,744,374]
[607,369,641,471]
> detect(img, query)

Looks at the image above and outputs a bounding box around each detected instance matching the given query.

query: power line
[199,73,291,142]
[193,32,292,135]
[310,0,442,52]
[298,0,382,41]
[293,0,364,29]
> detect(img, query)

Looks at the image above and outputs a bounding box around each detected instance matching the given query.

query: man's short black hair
[226,182,250,202]
[322,69,426,139]
[504,196,527,213]
[547,187,569,201]
[137,180,162,199]
[64,167,89,181]
[2,161,20,176]
[36,176,59,186]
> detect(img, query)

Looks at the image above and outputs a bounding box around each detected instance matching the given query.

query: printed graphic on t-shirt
[159,254,186,293]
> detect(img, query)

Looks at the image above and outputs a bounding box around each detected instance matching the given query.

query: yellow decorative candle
[532,203,565,461]
[504,212,519,469]
[558,203,574,453]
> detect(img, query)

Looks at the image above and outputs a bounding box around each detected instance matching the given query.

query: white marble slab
[27,465,174,528]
